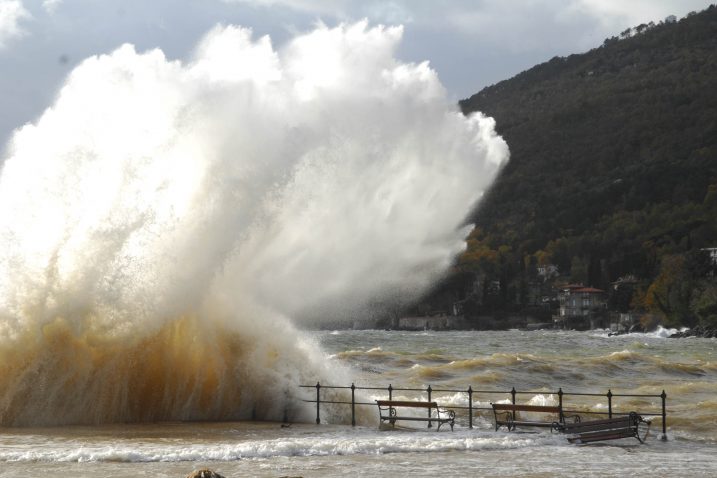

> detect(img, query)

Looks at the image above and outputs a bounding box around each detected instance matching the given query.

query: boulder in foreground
[186,469,226,478]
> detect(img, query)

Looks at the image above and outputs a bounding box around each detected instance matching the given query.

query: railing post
[427,385,433,428]
[388,384,393,401]
[351,383,356,427]
[607,389,613,419]
[315,382,321,424]
[511,387,516,405]
[661,390,667,441]
[468,386,473,429]
[558,388,564,423]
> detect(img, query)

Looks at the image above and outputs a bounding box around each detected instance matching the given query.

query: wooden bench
[491,403,577,432]
[559,412,650,444]
[376,400,455,431]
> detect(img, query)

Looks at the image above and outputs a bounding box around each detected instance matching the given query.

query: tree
[446,6,717,326]
[692,284,717,327]
[570,256,588,284]
[644,255,697,326]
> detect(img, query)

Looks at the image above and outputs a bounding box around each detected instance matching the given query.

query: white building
[554,284,607,330]
[537,264,559,281]
[702,247,717,265]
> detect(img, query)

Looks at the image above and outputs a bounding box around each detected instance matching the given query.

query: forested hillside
[450,5,717,328]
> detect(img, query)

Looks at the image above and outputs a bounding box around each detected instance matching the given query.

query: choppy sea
[1,328,715,477]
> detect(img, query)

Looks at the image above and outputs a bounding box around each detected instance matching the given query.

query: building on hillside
[702,247,717,265]
[701,247,717,277]
[611,275,638,290]
[537,264,559,282]
[554,284,607,330]
[397,315,469,331]
[665,15,677,23]
[609,313,640,334]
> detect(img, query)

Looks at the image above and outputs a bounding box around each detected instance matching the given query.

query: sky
[0,0,713,146]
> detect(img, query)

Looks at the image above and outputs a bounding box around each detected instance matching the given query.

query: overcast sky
[0,0,713,146]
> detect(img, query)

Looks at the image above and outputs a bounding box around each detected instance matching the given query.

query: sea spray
[0,21,508,425]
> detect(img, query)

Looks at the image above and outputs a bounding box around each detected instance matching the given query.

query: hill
[445,6,717,328]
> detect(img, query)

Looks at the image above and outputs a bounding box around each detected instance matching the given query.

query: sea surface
[1,329,715,477]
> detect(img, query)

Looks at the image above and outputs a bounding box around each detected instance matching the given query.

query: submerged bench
[491,403,578,431]
[560,412,650,444]
[376,400,455,431]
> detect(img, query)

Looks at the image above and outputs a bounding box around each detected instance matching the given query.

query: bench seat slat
[507,421,559,427]
[563,422,633,434]
[390,416,452,422]
[563,417,632,426]
[569,430,637,443]
[376,400,438,408]
[491,404,561,413]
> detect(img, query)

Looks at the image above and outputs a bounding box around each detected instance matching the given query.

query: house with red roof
[554,284,607,330]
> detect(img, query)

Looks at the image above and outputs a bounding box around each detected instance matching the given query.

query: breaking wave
[0,22,507,425]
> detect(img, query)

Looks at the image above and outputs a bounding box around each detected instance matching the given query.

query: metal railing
[299,383,668,440]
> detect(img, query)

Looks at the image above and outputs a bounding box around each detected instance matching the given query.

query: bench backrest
[376,400,438,409]
[491,403,561,413]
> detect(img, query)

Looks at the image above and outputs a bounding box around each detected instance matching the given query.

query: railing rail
[299,383,668,440]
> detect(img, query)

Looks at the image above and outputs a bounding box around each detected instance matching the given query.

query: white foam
[645,326,686,338]
[0,21,507,426]
[0,430,560,463]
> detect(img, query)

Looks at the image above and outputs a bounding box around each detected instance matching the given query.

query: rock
[670,329,694,338]
[694,326,716,338]
[185,470,226,478]
[628,323,645,333]
[667,326,717,338]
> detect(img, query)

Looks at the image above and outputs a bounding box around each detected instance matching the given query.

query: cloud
[222,0,413,23]
[0,0,30,48]
[222,0,350,17]
[573,0,690,25]
[42,0,62,14]
[221,0,712,51]
[404,0,710,52]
